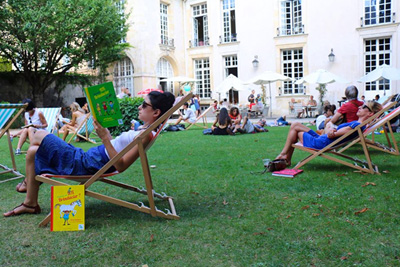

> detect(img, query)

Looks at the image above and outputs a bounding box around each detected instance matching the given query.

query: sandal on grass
[16,180,27,193]
[3,203,41,217]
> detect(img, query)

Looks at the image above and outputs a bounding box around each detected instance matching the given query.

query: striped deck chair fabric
[0,103,27,182]
[67,114,96,144]
[37,107,61,133]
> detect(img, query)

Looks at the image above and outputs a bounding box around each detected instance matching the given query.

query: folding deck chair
[338,103,400,156]
[0,103,27,182]
[35,93,193,227]
[292,104,393,174]
[186,105,213,130]
[37,107,62,133]
[66,114,96,144]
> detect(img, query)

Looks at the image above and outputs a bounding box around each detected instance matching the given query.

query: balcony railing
[360,12,396,27]
[189,37,210,48]
[219,33,237,44]
[160,37,175,47]
[276,25,305,36]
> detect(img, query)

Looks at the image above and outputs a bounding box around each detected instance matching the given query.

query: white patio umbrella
[214,74,246,101]
[358,64,400,96]
[160,76,199,83]
[295,69,349,85]
[247,71,293,117]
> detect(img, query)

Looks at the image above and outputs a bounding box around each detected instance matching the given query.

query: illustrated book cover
[51,185,85,232]
[84,81,123,128]
[272,169,304,178]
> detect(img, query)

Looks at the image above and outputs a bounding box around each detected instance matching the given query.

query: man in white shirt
[117,87,129,99]
[174,103,197,125]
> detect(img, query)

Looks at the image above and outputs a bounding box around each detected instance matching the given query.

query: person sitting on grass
[211,107,233,135]
[228,107,242,133]
[4,91,175,217]
[174,103,196,126]
[237,116,268,134]
[274,100,382,167]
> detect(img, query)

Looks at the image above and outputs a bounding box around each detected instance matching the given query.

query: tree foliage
[0,0,129,105]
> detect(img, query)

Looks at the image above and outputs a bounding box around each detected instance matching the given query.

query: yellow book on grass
[51,185,85,232]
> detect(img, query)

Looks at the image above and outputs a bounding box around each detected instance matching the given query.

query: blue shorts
[35,134,115,175]
[302,130,332,150]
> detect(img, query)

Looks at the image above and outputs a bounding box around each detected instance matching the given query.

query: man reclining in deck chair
[4,91,175,217]
[274,100,382,167]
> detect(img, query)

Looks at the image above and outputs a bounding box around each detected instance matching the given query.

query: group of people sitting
[275,85,383,167]
[211,106,268,135]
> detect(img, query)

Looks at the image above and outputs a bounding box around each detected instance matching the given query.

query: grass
[1,126,400,266]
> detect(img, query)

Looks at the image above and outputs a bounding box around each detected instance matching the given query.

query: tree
[0,0,129,105]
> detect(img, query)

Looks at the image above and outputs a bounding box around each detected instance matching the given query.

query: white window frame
[224,55,238,77]
[160,3,169,45]
[113,57,134,96]
[116,0,126,43]
[192,3,209,47]
[281,49,304,95]
[221,0,236,43]
[194,58,211,99]
[156,58,174,93]
[279,0,303,36]
[365,37,391,92]
[364,0,392,26]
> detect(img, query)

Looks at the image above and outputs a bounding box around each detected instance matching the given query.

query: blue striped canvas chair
[37,107,61,133]
[67,114,96,144]
[0,103,27,182]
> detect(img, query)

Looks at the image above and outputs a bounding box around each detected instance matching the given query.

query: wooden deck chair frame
[186,105,213,130]
[338,102,400,156]
[0,103,27,182]
[292,105,392,174]
[66,114,96,144]
[36,93,193,227]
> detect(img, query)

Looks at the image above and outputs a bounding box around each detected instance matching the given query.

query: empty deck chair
[35,93,193,227]
[0,103,27,182]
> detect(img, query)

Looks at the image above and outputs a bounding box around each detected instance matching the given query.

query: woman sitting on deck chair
[274,100,382,167]
[4,91,175,217]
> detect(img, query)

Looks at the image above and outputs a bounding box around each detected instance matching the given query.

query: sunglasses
[362,105,372,112]
[141,101,153,109]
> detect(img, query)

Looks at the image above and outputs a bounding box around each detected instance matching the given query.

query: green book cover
[84,82,123,128]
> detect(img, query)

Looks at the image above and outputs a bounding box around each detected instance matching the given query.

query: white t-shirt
[25,109,44,127]
[183,108,196,121]
[104,130,154,159]
[316,114,327,130]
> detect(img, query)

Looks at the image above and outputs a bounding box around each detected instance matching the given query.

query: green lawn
[1,127,400,266]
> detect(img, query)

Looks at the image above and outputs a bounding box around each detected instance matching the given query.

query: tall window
[192,4,209,47]
[113,57,134,95]
[364,0,392,26]
[116,0,126,43]
[194,59,211,98]
[224,55,238,103]
[279,0,303,36]
[156,58,174,93]
[281,49,303,95]
[160,3,169,45]
[365,38,391,91]
[222,0,236,43]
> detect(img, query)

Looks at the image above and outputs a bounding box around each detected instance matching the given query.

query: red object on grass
[137,88,164,95]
